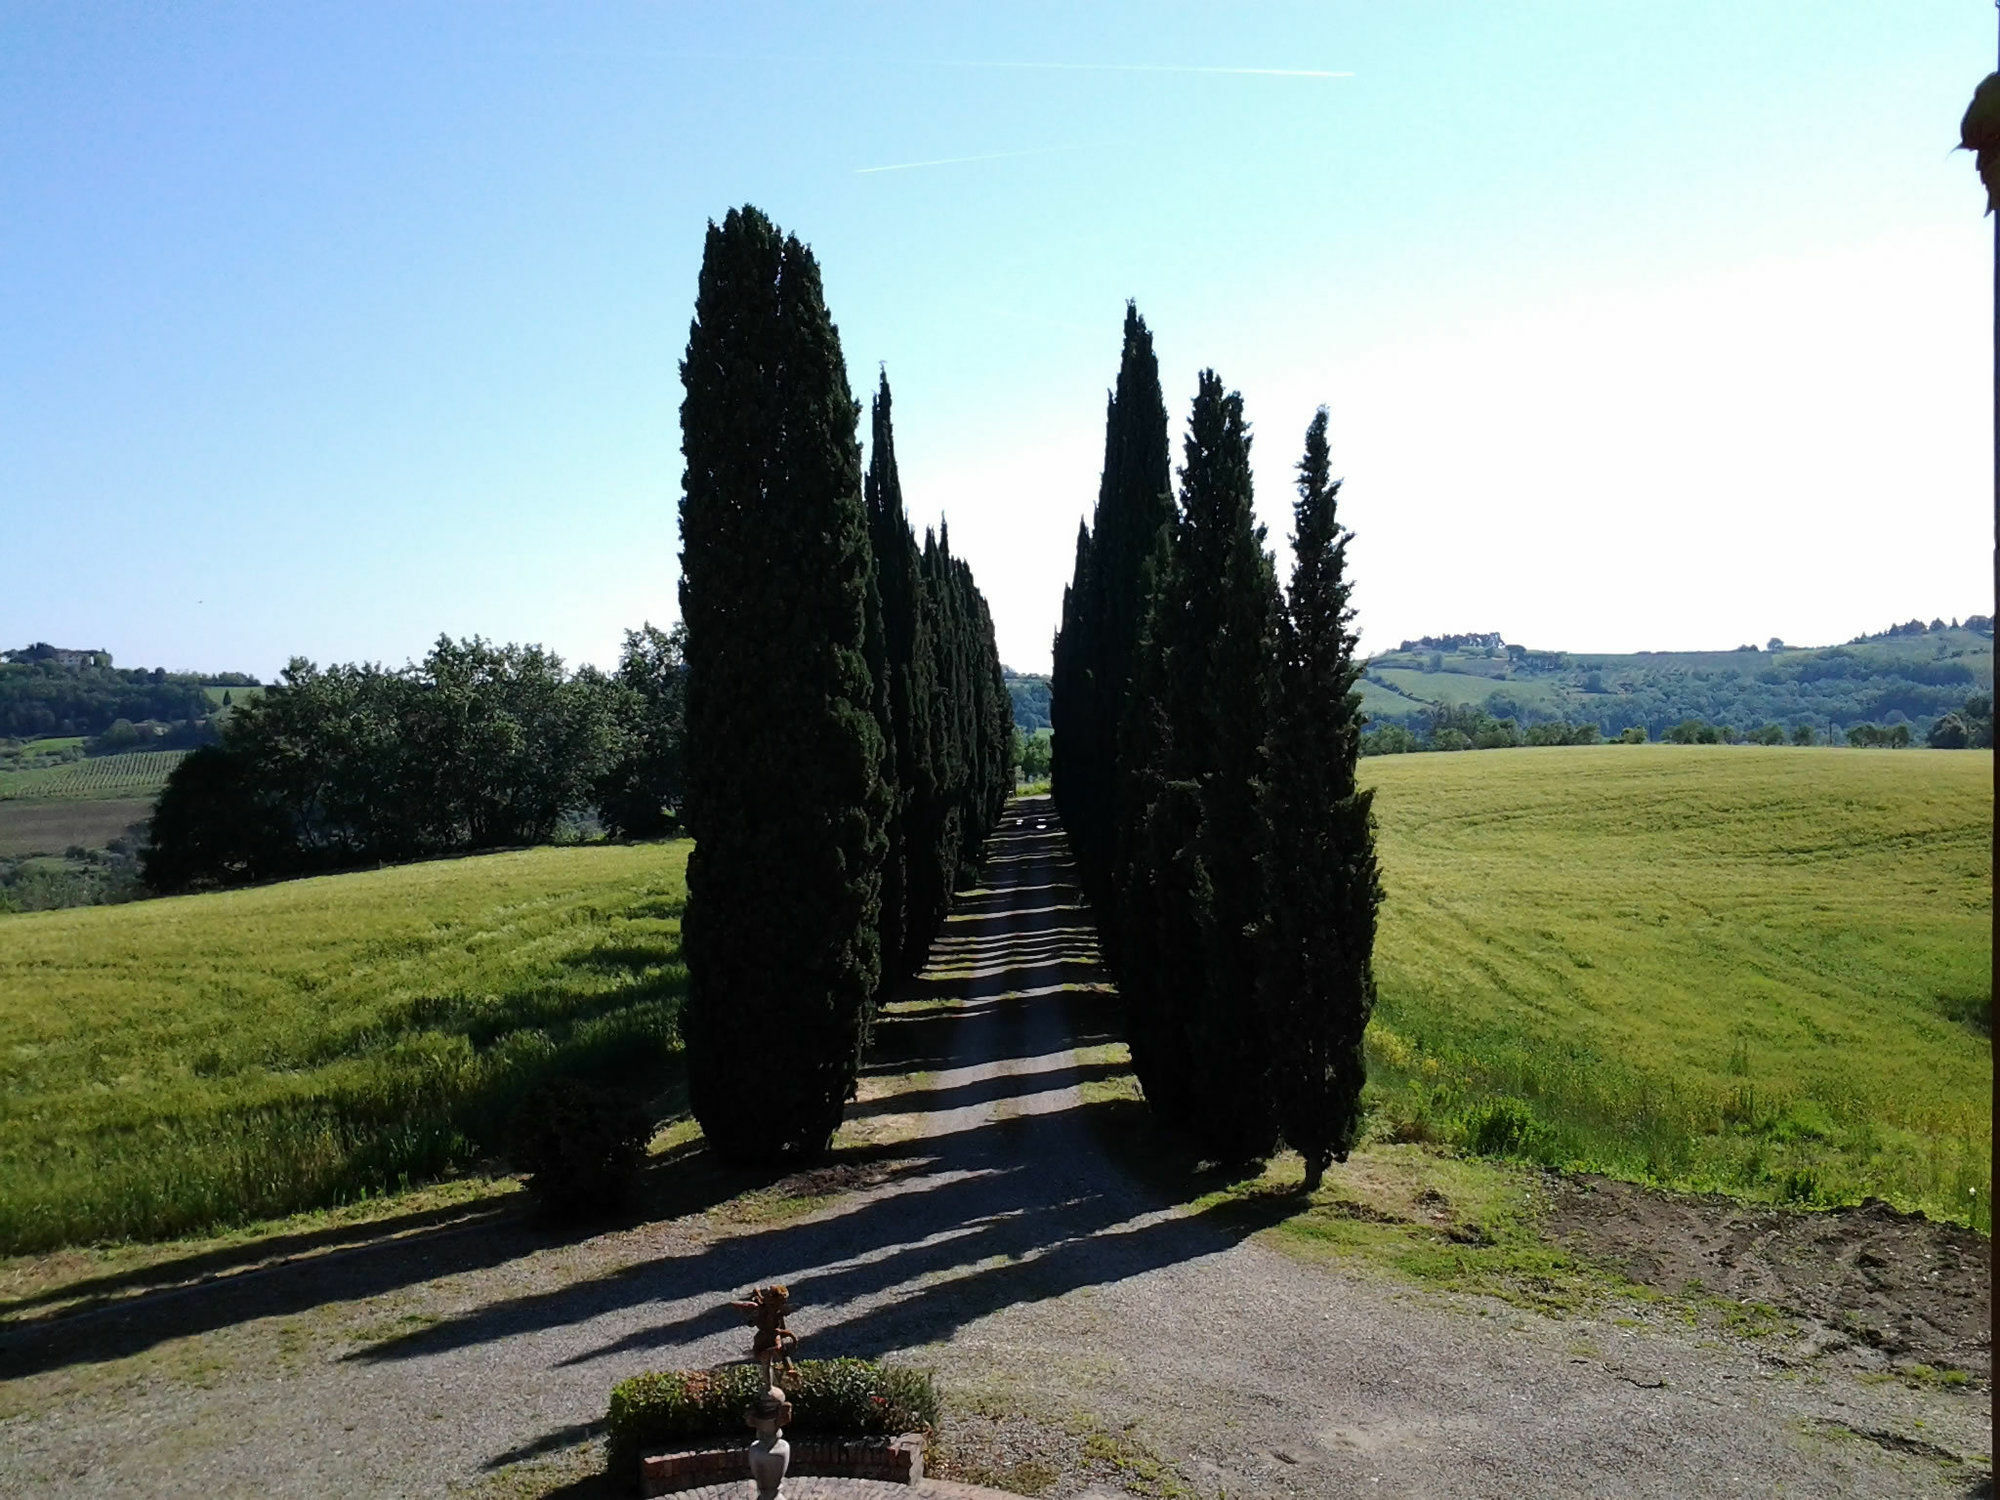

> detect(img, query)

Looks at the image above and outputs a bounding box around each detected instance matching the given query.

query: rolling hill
[1362,619,1993,739]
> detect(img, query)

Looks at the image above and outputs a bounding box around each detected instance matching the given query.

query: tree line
[0,655,231,740]
[676,206,1012,1164]
[143,629,687,891]
[1053,306,1380,1189]
[1357,691,1995,754]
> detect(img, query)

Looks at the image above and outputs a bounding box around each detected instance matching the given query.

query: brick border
[641,1435,927,1495]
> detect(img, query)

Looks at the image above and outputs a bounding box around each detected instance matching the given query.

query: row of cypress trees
[1052,307,1382,1188]
[677,206,1011,1164]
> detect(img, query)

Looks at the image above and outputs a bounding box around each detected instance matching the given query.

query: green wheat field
[1362,745,1991,1231]
[0,746,1987,1254]
[0,845,689,1252]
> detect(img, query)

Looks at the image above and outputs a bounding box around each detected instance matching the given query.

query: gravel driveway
[0,799,1988,1498]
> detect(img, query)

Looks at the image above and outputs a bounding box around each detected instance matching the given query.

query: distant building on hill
[3,643,111,669]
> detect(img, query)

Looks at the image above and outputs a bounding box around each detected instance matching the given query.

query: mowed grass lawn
[1361,745,1991,1229]
[0,844,689,1253]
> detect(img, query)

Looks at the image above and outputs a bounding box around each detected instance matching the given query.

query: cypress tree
[1051,304,1172,927]
[890,523,1010,946]
[677,206,889,1163]
[909,528,964,944]
[1122,371,1281,1165]
[1114,600,1201,1123]
[861,538,895,1004]
[1260,409,1382,1190]
[1050,521,1094,831]
[973,582,1013,828]
[864,372,936,984]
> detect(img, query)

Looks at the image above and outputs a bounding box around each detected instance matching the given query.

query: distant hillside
[1361,617,1993,741]
[0,645,258,741]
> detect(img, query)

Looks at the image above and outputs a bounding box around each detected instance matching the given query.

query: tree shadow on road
[342,811,1280,1383]
[1,803,1260,1466]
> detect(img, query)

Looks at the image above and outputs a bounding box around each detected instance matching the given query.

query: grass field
[1359,745,1991,1229]
[1371,666,1571,713]
[4,736,87,757]
[0,798,153,857]
[0,747,1986,1254]
[1355,675,1429,721]
[0,844,689,1252]
[0,749,185,802]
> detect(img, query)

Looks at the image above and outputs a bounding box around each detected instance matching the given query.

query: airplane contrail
[937,61,1352,79]
[855,144,1085,175]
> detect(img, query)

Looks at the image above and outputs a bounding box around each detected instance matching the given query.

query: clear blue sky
[3,3,1992,678]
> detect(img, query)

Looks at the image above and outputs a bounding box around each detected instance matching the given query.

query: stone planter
[640,1433,927,1496]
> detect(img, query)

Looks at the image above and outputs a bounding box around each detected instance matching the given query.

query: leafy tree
[1928,712,1970,749]
[676,205,889,1163]
[0,658,219,738]
[1845,723,1911,748]
[142,745,286,891]
[1019,728,1054,781]
[1791,723,1817,746]
[1005,673,1053,731]
[1525,720,1602,747]
[1957,692,1994,748]
[1259,409,1381,1189]
[596,623,688,838]
[144,641,628,891]
[1361,724,1420,755]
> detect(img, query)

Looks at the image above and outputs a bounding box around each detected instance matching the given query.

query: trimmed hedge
[606,1359,938,1476]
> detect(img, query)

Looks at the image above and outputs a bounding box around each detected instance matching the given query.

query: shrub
[508,1077,653,1220]
[605,1359,939,1475]
[1461,1098,1552,1162]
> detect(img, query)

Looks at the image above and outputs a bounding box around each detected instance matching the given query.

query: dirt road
[0,798,1988,1497]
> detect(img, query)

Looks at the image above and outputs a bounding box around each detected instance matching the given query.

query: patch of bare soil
[1547,1173,1992,1379]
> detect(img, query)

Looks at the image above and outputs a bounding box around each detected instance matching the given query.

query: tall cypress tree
[1051,304,1172,928]
[1260,409,1382,1190]
[677,206,888,1163]
[1122,371,1281,1165]
[865,372,936,985]
[909,528,964,944]
[1050,521,1094,827]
